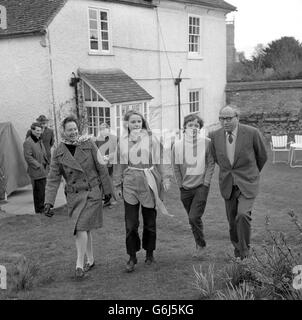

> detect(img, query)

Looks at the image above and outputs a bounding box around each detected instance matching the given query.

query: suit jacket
[209,124,267,199]
[23,136,49,180]
[26,127,55,161]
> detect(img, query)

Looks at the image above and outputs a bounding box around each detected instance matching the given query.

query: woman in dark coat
[44,116,113,279]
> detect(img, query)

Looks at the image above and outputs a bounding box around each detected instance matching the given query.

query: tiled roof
[79,69,153,104]
[0,0,67,38]
[0,0,155,39]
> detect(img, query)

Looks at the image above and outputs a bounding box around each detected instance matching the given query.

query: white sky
[226,0,302,58]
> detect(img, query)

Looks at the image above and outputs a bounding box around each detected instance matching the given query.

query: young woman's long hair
[123,110,151,135]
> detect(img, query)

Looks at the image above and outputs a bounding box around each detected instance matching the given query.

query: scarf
[60,131,92,145]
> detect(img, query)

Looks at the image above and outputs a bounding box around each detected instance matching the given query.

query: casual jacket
[23,136,49,180]
[26,127,55,161]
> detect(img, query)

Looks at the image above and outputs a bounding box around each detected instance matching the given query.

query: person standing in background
[95,122,117,209]
[26,115,55,162]
[23,122,49,213]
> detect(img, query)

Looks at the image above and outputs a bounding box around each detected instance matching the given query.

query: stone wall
[226,80,302,141]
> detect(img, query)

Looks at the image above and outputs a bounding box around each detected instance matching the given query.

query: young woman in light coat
[113,110,172,272]
[44,116,113,279]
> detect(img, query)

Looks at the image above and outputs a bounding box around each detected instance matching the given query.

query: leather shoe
[126,257,137,273]
[75,267,87,280]
[145,256,155,265]
[83,261,95,272]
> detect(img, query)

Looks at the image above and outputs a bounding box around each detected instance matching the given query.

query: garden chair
[270,135,291,164]
[290,135,302,168]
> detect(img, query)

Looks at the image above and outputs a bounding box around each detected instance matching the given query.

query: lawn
[0,146,301,300]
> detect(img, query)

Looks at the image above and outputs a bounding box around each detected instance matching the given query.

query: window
[189,90,200,113]
[83,82,104,102]
[86,107,111,136]
[115,102,148,137]
[82,81,110,136]
[188,15,200,55]
[88,8,111,53]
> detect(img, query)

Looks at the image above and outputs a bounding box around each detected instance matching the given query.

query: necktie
[228,132,233,144]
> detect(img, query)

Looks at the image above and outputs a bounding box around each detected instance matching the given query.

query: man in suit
[209,105,267,259]
[26,115,55,162]
[23,122,49,213]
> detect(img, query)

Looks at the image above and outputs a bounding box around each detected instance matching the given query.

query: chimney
[0,5,7,30]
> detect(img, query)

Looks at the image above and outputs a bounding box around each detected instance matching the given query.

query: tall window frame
[88,7,111,54]
[188,14,202,58]
[189,89,202,114]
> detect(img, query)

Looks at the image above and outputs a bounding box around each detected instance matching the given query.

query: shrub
[194,212,302,300]
[193,264,217,300]
[15,260,40,291]
[216,281,255,300]
[222,214,302,300]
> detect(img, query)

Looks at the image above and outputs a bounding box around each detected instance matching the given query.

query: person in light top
[172,114,215,258]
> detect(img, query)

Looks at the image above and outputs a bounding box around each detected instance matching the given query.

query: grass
[0,145,301,299]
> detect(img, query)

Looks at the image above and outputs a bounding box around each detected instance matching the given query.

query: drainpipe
[46,28,59,145]
[175,69,182,137]
[156,8,163,132]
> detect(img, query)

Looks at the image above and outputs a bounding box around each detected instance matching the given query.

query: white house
[0,0,235,140]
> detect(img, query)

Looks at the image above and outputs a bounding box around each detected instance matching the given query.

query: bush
[193,264,217,300]
[216,282,255,300]
[14,260,40,291]
[194,211,302,300]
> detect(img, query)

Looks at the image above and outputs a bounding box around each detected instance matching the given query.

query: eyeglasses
[219,116,237,122]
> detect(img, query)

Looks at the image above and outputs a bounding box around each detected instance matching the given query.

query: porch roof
[78,68,153,104]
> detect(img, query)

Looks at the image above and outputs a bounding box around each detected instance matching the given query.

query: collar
[30,133,40,143]
[225,125,238,137]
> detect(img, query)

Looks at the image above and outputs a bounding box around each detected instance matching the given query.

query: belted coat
[45,139,113,234]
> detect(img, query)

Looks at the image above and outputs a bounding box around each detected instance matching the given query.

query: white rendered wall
[0,0,228,139]
[48,0,228,132]
[0,36,53,139]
